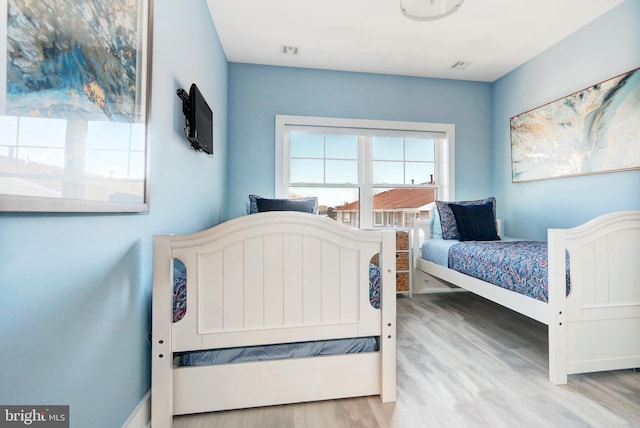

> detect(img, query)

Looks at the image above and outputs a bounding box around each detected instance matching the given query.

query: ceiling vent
[450,60,471,70]
[281,45,301,56]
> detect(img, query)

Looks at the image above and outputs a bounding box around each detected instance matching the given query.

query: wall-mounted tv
[177,83,213,154]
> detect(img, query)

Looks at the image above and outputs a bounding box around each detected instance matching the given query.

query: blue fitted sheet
[177,336,379,367]
[421,239,459,266]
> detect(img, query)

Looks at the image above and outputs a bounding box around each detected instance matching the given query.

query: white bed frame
[151,211,397,428]
[412,210,640,385]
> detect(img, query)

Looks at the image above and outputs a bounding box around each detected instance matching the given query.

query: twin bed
[412,200,640,385]
[151,200,640,427]
[151,211,397,428]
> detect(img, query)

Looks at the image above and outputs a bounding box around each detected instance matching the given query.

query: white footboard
[548,210,640,384]
[151,211,396,427]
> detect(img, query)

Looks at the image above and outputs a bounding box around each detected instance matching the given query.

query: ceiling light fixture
[400,0,464,21]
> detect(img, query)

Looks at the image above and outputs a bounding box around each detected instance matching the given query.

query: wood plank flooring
[172,292,640,428]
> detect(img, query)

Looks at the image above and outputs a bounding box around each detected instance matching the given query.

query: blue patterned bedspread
[369,263,381,309]
[447,241,568,302]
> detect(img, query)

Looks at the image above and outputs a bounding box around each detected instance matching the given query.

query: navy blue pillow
[447,202,500,241]
[248,194,318,214]
[256,197,316,213]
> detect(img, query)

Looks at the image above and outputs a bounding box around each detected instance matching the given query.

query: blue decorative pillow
[435,197,496,240]
[448,202,500,241]
[248,194,261,214]
[248,194,318,214]
[257,197,317,213]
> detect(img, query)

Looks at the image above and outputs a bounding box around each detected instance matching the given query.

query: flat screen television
[177,83,213,154]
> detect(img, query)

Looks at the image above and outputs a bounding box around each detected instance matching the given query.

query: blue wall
[492,0,640,240]
[0,1,227,427]
[225,65,492,219]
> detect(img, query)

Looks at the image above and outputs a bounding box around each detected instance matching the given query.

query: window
[276,115,455,229]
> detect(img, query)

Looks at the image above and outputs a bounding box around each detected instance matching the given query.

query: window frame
[275,115,455,229]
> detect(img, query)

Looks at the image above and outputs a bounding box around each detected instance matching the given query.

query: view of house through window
[276,116,454,229]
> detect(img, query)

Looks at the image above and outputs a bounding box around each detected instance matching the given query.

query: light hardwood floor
[172,292,640,428]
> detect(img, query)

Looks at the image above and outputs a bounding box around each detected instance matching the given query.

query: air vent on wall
[281,45,301,56]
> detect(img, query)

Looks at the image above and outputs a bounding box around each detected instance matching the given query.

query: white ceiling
[206,0,623,82]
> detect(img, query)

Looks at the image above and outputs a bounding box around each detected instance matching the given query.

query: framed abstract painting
[0,0,153,212]
[510,67,640,183]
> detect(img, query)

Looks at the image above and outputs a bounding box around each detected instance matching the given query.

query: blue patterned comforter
[447,241,569,302]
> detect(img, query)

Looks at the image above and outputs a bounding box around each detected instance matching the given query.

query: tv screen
[179,83,213,154]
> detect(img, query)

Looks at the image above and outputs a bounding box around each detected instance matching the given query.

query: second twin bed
[413,199,640,385]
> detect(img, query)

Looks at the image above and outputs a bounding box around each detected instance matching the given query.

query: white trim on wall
[122,390,151,428]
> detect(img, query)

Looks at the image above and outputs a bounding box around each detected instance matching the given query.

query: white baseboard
[122,390,151,428]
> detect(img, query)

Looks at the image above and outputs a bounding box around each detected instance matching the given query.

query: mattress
[177,336,379,367]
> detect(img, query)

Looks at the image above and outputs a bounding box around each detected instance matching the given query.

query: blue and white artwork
[6,0,142,122]
[0,0,150,211]
[510,68,640,182]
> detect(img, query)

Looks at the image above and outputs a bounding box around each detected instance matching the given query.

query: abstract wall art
[510,67,640,183]
[0,0,153,212]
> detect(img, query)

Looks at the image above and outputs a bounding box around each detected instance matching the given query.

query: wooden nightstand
[369,229,412,296]
[394,230,411,295]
